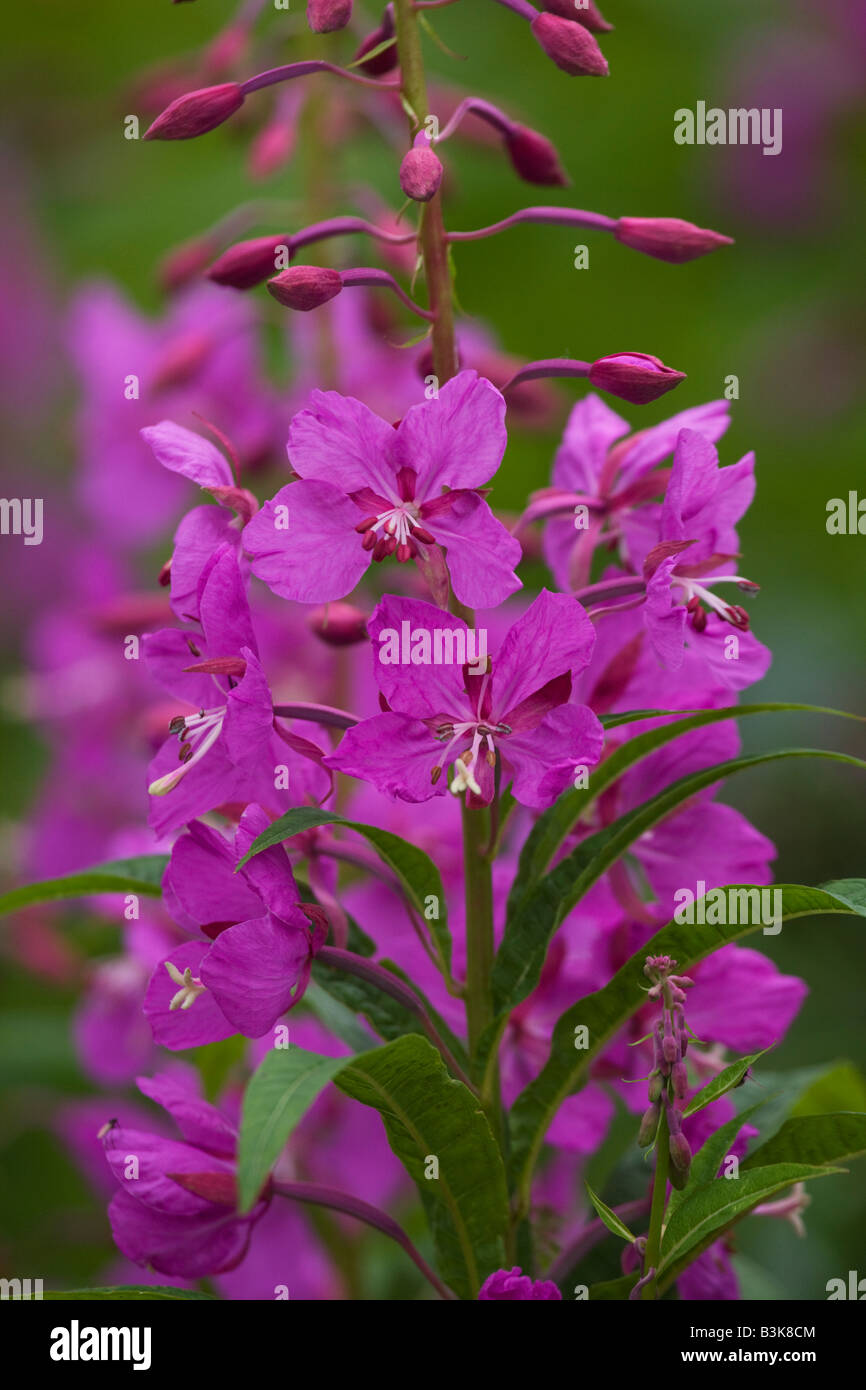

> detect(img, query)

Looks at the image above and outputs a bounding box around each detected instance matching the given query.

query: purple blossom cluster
[7,0,856,1306]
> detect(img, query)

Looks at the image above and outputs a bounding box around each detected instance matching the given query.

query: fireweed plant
[7,0,866,1303]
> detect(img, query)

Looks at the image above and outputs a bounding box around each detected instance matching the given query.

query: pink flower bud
[308,602,369,647]
[648,1070,664,1104]
[614,217,734,264]
[531,13,609,76]
[399,146,443,203]
[353,13,398,76]
[588,352,686,404]
[267,264,343,311]
[638,1103,659,1148]
[144,83,245,140]
[669,1131,692,1175]
[504,124,569,187]
[208,235,291,290]
[542,0,613,32]
[307,0,353,32]
[671,1060,689,1098]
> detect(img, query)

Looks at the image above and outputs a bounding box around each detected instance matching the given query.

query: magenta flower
[478,1266,562,1300]
[535,393,731,590]
[102,1070,265,1278]
[640,428,767,677]
[144,546,326,835]
[144,805,324,1045]
[243,371,523,608]
[326,591,603,808]
[141,419,257,623]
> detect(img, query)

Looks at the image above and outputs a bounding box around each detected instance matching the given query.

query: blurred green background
[1,0,864,1297]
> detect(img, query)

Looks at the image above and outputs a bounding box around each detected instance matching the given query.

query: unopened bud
[648,1071,664,1104]
[399,146,443,203]
[530,13,609,77]
[144,83,245,140]
[542,0,613,32]
[353,13,398,75]
[307,0,353,32]
[307,602,368,647]
[267,265,343,311]
[671,1060,689,1098]
[669,1130,692,1175]
[209,235,291,290]
[638,1103,659,1148]
[589,352,686,404]
[614,217,734,264]
[504,124,568,187]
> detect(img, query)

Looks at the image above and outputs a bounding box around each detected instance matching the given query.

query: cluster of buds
[638,955,695,1190]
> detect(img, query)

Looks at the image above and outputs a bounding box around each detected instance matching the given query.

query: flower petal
[244,479,371,603]
[393,371,507,496]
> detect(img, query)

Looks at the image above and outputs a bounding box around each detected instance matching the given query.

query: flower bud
[308,602,368,647]
[638,1103,659,1148]
[614,216,734,265]
[671,1060,689,1098]
[353,11,398,76]
[669,1130,692,1175]
[267,265,343,311]
[208,235,291,290]
[530,13,609,77]
[307,0,353,32]
[504,124,568,187]
[648,1070,664,1104]
[144,83,245,140]
[399,146,443,203]
[588,352,686,404]
[542,0,613,32]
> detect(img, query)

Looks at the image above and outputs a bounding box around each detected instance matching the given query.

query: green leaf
[0,854,168,916]
[508,880,866,1213]
[585,1274,639,1300]
[790,1062,866,1116]
[508,703,862,920]
[303,981,377,1054]
[683,1048,772,1117]
[237,807,454,981]
[657,1164,842,1288]
[488,747,866,1067]
[741,1112,866,1171]
[335,1035,508,1300]
[583,1182,637,1242]
[43,1286,216,1301]
[237,1046,351,1212]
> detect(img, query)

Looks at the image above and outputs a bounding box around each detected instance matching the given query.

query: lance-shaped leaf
[741,1112,866,1172]
[236,806,454,981]
[657,1163,842,1289]
[508,880,866,1216]
[683,1048,772,1117]
[0,854,168,916]
[508,702,862,919]
[237,1046,351,1212]
[583,1181,637,1242]
[335,1034,509,1300]
[485,747,866,1067]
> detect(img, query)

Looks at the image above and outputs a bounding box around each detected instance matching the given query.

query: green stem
[642,1106,670,1298]
[393,0,459,384]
